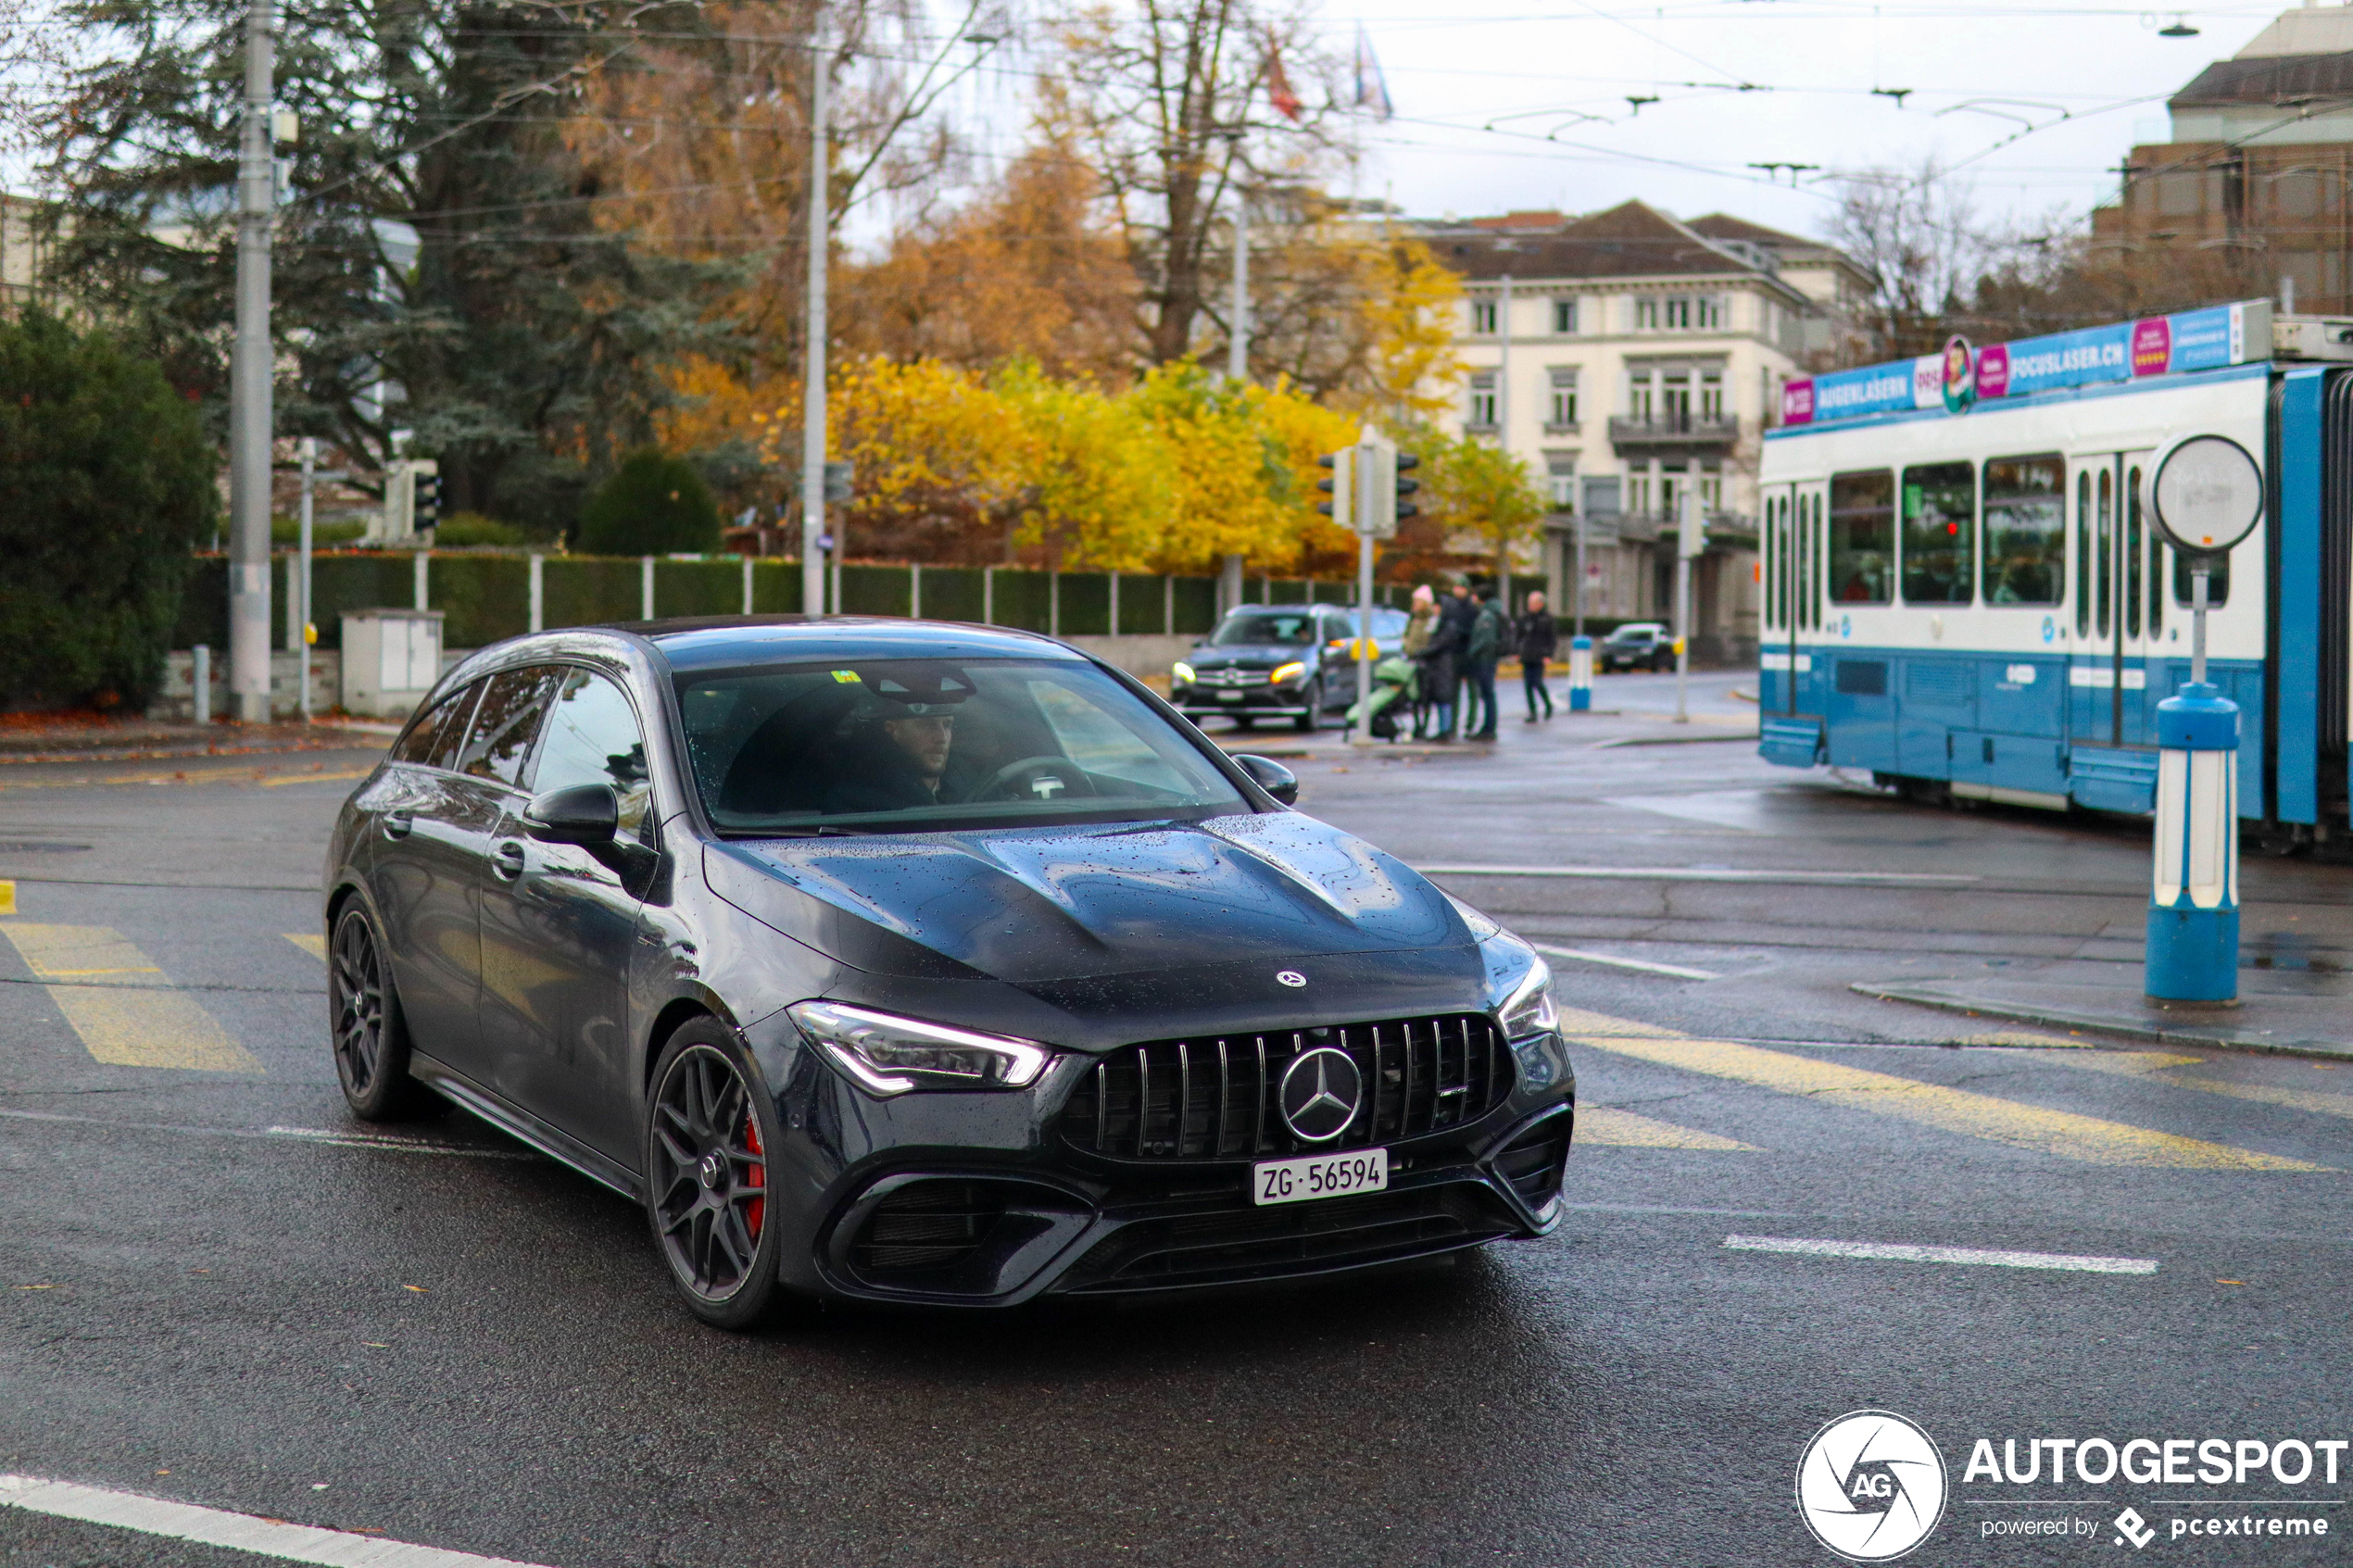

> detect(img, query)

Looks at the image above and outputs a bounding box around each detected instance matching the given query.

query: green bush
[576,448,719,555]
[271,516,370,546]
[434,511,537,547]
[0,310,216,709]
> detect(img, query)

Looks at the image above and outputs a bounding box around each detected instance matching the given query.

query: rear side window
[531,669,653,835]
[459,667,559,787]
[1982,455,2065,606]
[393,683,480,771]
[1900,462,1974,604]
[1829,470,1894,605]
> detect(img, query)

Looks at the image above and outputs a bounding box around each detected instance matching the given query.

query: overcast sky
[1333,0,2301,240]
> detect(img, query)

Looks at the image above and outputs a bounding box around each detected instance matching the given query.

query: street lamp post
[228,0,275,721]
[799,17,829,619]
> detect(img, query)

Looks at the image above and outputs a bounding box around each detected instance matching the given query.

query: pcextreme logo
[1796,1410,1950,1562]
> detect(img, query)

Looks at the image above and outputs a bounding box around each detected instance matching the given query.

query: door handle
[492,840,527,881]
[383,809,413,840]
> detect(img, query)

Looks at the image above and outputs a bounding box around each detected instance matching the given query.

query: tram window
[1764,501,1779,629]
[2125,466,2145,638]
[2096,468,2113,637]
[1899,461,1975,604]
[2075,472,2092,636]
[2173,547,2232,608]
[1982,455,2065,607]
[2150,535,2165,634]
[1828,470,1894,605]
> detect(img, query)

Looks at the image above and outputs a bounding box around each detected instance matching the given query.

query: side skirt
[409,1051,645,1201]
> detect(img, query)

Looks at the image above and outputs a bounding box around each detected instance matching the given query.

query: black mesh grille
[846,1181,1006,1277]
[1059,1187,1516,1295]
[1062,1013,1511,1162]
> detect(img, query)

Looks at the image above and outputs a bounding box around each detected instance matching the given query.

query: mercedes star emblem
[1276,970,1307,988]
[1278,1047,1363,1142]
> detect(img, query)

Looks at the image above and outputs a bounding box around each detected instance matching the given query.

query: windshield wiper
[741,823,873,838]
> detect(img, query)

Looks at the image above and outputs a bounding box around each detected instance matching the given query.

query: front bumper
[1173,683,1314,718]
[751,1017,1577,1308]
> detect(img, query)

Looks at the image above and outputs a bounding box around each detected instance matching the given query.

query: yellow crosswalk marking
[1556,1006,2323,1171]
[258,769,373,788]
[0,923,262,1073]
[283,933,327,961]
[1578,1107,1758,1149]
[2169,1075,2353,1123]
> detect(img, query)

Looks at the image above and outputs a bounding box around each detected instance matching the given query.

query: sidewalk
[0,715,397,765]
[1855,969,2353,1063]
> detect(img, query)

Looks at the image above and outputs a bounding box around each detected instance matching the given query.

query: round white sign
[1795,1410,1948,1562]
[2147,433,2263,555]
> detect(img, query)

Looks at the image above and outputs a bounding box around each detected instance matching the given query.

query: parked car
[323,617,1576,1327]
[1598,621,1676,672]
[1170,604,1410,731]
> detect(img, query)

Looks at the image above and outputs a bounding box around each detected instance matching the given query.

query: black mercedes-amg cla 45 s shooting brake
[322,617,1576,1327]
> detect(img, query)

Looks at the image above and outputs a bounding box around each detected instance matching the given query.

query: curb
[1850,980,2353,1063]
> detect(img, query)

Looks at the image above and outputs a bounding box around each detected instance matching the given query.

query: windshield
[1212,611,1318,646]
[1606,626,1656,644]
[675,657,1250,834]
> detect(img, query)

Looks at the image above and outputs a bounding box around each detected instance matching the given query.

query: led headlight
[1497,955,1558,1039]
[1172,661,1196,684]
[1270,660,1307,685]
[790,1001,1053,1097]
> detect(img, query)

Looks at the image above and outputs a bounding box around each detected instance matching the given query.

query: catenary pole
[1218,185,1249,616]
[228,0,275,721]
[799,17,829,619]
[296,436,314,721]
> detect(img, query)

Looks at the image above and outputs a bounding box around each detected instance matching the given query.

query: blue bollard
[2145,682,2239,1001]
[1568,634,1592,712]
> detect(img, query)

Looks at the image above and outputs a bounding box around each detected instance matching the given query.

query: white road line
[0,1474,555,1568]
[1416,863,1977,887]
[1531,943,1722,981]
[1723,1235,2158,1274]
[0,1107,532,1159]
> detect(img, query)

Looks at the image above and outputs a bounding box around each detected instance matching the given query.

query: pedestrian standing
[1423,583,1473,740]
[1516,590,1557,721]
[1464,588,1504,742]
[1402,586,1439,739]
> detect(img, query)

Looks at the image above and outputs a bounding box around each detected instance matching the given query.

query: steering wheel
[973,755,1096,804]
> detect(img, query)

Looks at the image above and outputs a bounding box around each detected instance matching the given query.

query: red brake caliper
[743,1112,766,1240]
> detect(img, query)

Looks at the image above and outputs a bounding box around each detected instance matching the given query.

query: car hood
[703,810,1467,987]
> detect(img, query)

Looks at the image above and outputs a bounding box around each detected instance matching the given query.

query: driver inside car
[821,668,982,814]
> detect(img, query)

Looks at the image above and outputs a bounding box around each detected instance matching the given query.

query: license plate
[1216,689,1245,701]
[1252,1147,1388,1206]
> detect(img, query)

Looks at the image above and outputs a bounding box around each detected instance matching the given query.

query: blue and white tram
[1757,304,2353,847]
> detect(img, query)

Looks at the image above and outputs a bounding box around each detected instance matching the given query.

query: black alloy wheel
[644,1022,790,1329]
[1294,677,1326,732]
[329,904,423,1121]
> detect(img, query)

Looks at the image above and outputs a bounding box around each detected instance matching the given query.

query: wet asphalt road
[1,675,2348,1568]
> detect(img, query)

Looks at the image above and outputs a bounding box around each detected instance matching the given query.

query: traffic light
[1394,451,1421,521]
[1315,449,1353,519]
[824,460,854,504]
[413,467,442,531]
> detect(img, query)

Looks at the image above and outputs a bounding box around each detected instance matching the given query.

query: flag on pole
[1265,36,1302,122]
[1353,24,1392,120]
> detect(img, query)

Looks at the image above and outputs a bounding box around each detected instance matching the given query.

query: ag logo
[1795,1410,1946,1562]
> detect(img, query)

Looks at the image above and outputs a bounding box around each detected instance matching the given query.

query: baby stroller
[1343,655,1421,741]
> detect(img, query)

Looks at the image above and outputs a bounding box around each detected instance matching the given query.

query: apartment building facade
[1420,200,1869,661]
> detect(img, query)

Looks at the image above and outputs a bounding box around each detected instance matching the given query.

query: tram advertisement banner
[1780,301,2259,427]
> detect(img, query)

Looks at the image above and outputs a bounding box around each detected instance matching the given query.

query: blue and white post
[2146,562,2238,1002]
[1567,634,1593,712]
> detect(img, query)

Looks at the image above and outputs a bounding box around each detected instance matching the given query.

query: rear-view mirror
[524,783,620,846]
[1232,754,1299,807]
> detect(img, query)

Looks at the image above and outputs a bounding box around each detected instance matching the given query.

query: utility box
[340,609,446,718]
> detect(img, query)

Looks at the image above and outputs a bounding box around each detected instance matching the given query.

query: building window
[1467,371,1498,428]
[1695,295,1724,329]
[1627,472,1652,516]
[1547,370,1579,427]
[1699,469,1723,514]
[1546,456,1578,510]
[1635,295,1724,332]
[1553,298,1578,333]
[1470,299,1498,334]
[1700,371,1725,421]
[1626,369,1655,420]
[1660,370,1692,422]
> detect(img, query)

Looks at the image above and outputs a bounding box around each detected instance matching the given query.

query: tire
[1295,678,1326,732]
[644,1021,794,1331]
[328,902,428,1122]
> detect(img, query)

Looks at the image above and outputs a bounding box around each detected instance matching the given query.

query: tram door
[2066,450,2158,748]
[1761,485,1796,711]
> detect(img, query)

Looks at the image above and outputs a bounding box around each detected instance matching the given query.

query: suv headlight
[1270,660,1306,685]
[1497,955,1557,1039]
[790,1001,1053,1096]
[1173,661,1196,684]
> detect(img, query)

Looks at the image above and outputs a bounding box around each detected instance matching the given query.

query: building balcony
[1607,413,1741,453]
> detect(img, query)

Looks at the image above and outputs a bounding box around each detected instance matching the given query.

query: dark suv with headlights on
[1599,621,1675,672]
[321,618,1575,1328]
[1171,604,1409,731]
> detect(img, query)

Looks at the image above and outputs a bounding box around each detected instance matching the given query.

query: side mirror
[1232,753,1299,807]
[524,783,620,846]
